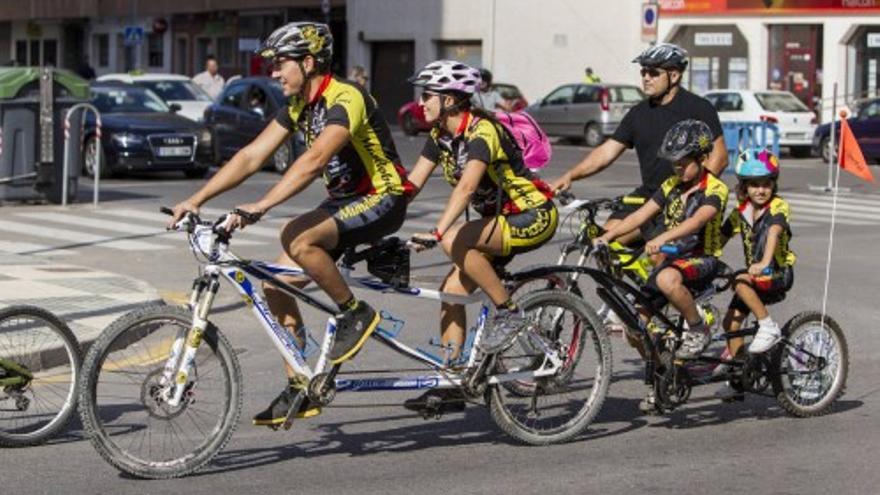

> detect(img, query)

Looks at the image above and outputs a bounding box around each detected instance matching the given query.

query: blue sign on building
[123,26,144,46]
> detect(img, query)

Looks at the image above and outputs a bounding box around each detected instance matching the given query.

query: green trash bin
[0,67,88,204]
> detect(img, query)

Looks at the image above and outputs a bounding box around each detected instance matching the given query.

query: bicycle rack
[62,103,102,207]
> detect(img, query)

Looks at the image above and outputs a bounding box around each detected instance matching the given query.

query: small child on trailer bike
[594,119,729,412]
[715,147,796,400]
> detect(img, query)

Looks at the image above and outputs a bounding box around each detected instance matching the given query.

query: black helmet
[657,119,713,162]
[633,43,689,71]
[257,22,333,64]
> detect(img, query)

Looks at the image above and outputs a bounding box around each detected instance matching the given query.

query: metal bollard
[62,103,102,207]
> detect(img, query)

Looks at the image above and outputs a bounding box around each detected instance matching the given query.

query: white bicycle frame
[158,222,564,407]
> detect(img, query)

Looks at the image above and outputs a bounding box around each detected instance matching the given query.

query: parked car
[96,73,214,122]
[703,89,817,158]
[397,82,528,136]
[204,76,302,173]
[812,97,880,163]
[85,82,215,178]
[525,83,644,146]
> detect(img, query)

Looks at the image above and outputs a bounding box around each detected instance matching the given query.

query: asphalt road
[2,132,878,495]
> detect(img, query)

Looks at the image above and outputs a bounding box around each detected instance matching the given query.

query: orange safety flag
[838,115,875,183]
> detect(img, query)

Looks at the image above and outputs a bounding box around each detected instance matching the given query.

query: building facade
[0,0,344,79]
[658,0,880,121]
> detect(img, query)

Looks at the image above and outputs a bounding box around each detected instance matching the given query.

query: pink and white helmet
[409,60,481,95]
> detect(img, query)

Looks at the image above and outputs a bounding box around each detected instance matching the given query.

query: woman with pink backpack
[403,60,558,414]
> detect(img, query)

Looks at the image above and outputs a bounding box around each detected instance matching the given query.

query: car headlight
[111,132,145,147]
[198,129,212,145]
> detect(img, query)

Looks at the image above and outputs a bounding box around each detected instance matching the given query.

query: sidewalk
[0,251,164,349]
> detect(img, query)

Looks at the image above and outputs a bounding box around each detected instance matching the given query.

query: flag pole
[810,82,849,193]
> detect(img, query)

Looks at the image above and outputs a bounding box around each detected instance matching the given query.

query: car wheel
[401,112,419,136]
[184,168,209,179]
[82,136,111,179]
[790,146,812,159]
[819,137,837,163]
[272,140,293,174]
[584,123,603,147]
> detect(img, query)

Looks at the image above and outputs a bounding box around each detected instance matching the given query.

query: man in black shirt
[552,43,727,242]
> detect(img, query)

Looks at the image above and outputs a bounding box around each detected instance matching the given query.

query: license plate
[158,146,191,157]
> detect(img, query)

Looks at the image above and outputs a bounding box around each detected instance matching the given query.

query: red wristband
[431,228,443,241]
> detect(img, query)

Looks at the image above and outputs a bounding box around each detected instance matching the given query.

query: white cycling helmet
[409,60,481,95]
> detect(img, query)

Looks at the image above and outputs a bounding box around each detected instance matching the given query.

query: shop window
[195,38,212,71]
[43,39,57,67]
[29,40,39,66]
[15,40,26,65]
[691,57,711,95]
[147,33,164,68]
[728,57,748,90]
[216,37,234,66]
[95,34,109,67]
[437,41,482,70]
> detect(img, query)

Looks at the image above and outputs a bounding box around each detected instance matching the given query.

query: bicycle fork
[160,274,219,407]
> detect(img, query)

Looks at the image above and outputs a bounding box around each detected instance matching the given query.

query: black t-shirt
[611,88,723,194]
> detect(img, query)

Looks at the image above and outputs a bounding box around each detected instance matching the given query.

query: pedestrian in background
[348,65,369,89]
[584,67,601,84]
[471,68,508,111]
[192,55,225,100]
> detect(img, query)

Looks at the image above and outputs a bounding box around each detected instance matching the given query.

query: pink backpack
[493,111,552,169]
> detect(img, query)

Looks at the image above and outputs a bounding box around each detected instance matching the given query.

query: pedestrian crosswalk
[0,191,877,257]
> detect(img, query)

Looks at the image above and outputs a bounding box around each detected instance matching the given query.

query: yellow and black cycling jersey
[275,74,409,199]
[721,196,797,269]
[650,171,729,257]
[420,112,551,217]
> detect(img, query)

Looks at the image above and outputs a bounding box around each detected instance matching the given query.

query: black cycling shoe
[252,381,321,426]
[403,389,467,415]
[329,301,380,364]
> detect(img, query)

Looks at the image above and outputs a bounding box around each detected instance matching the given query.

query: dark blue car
[204,77,304,174]
[87,82,215,178]
[812,97,880,164]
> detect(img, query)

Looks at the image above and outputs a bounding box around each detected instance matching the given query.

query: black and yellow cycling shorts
[318,193,407,258]
[497,201,558,257]
[643,256,721,309]
[729,266,794,313]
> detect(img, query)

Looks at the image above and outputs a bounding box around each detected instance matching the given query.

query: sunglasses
[271,57,295,71]
[419,91,441,102]
[640,67,664,78]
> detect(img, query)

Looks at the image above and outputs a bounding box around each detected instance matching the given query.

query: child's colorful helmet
[735,147,779,180]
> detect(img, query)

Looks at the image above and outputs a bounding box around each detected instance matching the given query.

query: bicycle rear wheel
[489,290,611,445]
[0,305,81,447]
[771,311,848,417]
[79,305,241,478]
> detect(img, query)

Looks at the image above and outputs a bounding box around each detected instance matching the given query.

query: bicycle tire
[488,290,611,445]
[0,305,82,447]
[770,311,848,418]
[79,305,241,478]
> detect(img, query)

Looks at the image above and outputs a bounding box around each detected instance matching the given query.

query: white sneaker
[748,322,782,354]
[675,324,710,359]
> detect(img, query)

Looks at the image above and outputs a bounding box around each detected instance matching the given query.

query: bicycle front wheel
[489,290,611,445]
[0,305,81,447]
[79,305,241,478]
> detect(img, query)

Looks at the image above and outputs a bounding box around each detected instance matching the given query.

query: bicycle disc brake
[741,354,772,394]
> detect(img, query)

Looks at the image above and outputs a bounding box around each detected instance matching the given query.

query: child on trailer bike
[715,147,796,401]
[168,22,414,426]
[594,119,729,412]
[404,60,559,413]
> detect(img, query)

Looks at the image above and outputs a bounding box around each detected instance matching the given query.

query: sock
[338,297,359,313]
[687,318,706,332]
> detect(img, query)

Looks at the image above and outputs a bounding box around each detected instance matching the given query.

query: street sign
[641,3,659,43]
[123,26,144,47]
